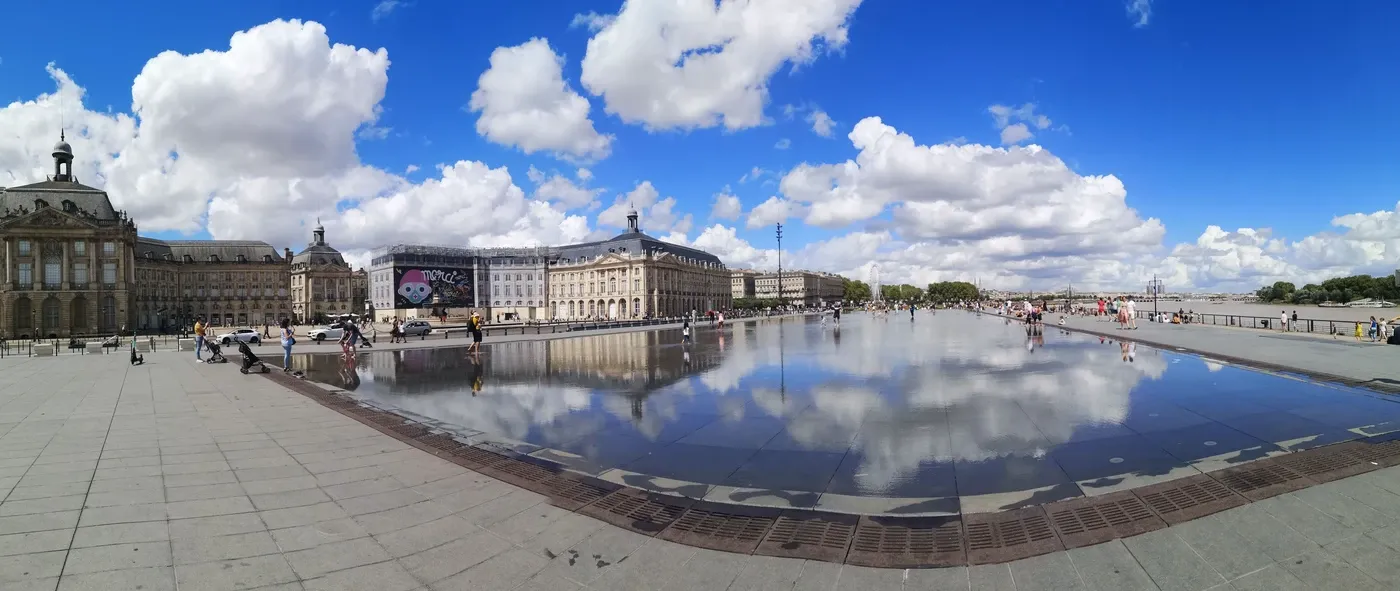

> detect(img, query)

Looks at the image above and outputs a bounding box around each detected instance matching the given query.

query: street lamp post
[775,223,783,307]
[1148,275,1163,318]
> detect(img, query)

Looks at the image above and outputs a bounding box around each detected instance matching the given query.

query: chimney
[284,248,293,261]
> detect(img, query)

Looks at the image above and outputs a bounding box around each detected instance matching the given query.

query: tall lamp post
[775,223,783,307]
[1148,275,1163,318]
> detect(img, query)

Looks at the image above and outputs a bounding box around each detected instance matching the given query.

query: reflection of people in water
[1120,341,1130,362]
[683,350,691,368]
[466,355,484,396]
[338,355,361,391]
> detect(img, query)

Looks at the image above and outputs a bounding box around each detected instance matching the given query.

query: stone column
[3,238,11,286]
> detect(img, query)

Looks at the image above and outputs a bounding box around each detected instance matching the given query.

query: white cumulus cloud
[469,38,613,162]
[579,0,862,131]
[711,189,742,220]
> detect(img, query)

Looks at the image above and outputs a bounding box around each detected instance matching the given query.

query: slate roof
[0,179,120,221]
[555,229,725,267]
[137,237,284,263]
[292,244,347,267]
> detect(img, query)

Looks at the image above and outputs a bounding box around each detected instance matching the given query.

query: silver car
[401,320,433,336]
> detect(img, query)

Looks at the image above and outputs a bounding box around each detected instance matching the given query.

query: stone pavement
[1051,312,1400,390]
[6,352,1400,589]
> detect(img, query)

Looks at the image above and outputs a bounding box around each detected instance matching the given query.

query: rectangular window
[18,263,32,286]
[102,262,117,285]
[73,263,88,285]
[634,279,640,290]
[18,240,30,256]
[73,241,86,256]
[44,262,60,286]
[103,242,115,256]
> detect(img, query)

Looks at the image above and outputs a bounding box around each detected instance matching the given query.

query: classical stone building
[0,136,140,338]
[367,210,730,322]
[756,270,845,307]
[548,209,730,319]
[290,222,362,324]
[730,269,759,300]
[132,238,291,331]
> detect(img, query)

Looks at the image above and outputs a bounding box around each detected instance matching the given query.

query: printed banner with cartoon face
[393,267,474,309]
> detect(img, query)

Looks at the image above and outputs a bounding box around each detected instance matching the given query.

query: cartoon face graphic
[397,270,432,304]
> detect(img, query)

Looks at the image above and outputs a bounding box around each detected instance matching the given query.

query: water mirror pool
[295,312,1400,515]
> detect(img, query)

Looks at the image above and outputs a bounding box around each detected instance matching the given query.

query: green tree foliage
[1256,274,1400,304]
[925,281,981,304]
[880,284,923,302]
[843,278,872,302]
[731,297,786,310]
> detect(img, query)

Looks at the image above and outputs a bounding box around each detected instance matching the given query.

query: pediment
[0,206,97,230]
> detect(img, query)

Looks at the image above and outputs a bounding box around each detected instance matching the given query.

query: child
[682,320,691,344]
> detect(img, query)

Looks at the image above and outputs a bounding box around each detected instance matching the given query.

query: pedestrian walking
[466,312,483,354]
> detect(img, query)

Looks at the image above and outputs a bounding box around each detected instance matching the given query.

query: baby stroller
[237,341,269,374]
[204,339,228,363]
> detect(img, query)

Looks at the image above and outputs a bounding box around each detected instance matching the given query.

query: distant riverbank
[1139,301,1396,323]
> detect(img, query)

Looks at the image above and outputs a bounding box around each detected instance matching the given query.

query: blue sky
[1,1,1397,291]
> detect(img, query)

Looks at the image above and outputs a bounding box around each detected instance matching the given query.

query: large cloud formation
[0,19,592,272]
[1,16,1394,292]
[579,0,861,131]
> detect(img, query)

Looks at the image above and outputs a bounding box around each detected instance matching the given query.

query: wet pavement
[296,311,1400,515]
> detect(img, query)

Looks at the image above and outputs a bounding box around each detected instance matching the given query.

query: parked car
[217,328,261,345]
[401,320,433,336]
[306,325,344,343]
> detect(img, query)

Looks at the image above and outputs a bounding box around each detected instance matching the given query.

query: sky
[1,0,1398,293]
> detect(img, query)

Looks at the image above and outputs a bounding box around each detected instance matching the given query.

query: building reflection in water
[292,315,1203,494]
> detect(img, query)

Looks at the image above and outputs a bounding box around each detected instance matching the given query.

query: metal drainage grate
[1211,460,1311,500]
[755,511,857,562]
[1135,474,1245,524]
[659,505,777,553]
[964,508,1063,565]
[540,476,615,511]
[482,459,559,489]
[450,445,511,469]
[1342,440,1400,467]
[1272,447,1372,483]
[1046,492,1165,548]
[386,422,431,440]
[580,490,691,535]
[846,516,965,568]
[413,433,466,453]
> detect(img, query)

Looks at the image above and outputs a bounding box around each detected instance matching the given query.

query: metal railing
[1130,310,1368,336]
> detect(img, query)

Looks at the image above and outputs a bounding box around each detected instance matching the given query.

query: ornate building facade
[290,222,363,324]
[133,239,291,330]
[755,270,846,307]
[0,136,140,338]
[548,209,730,319]
[368,210,732,321]
[0,135,302,337]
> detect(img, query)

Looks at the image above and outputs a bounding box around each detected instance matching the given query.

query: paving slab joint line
[254,358,1400,571]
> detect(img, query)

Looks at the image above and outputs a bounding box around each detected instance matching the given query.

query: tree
[843,278,872,303]
[925,281,980,304]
